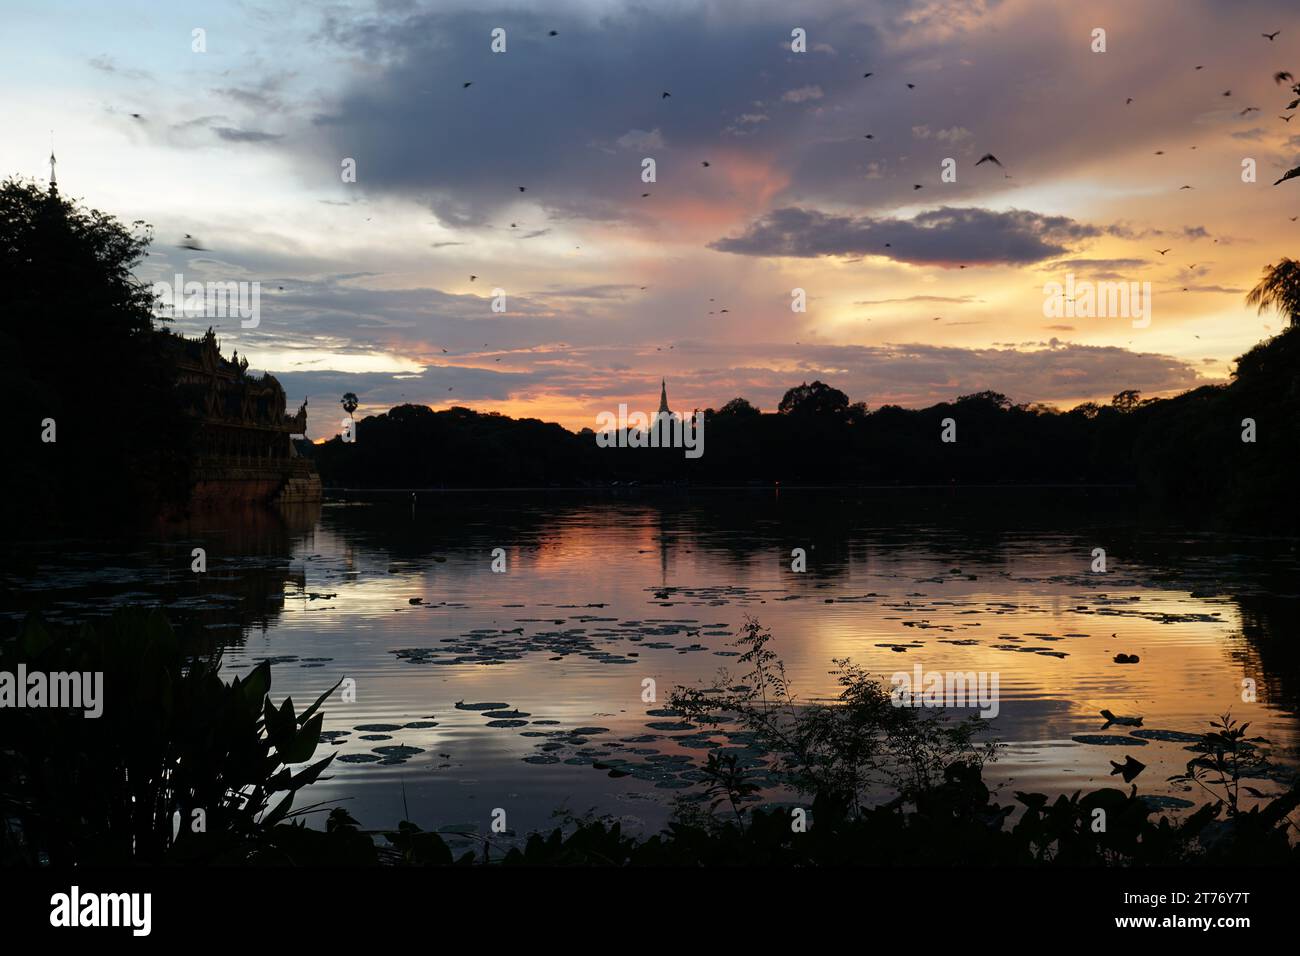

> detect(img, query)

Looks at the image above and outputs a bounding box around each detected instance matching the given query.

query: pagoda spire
[658,378,670,415]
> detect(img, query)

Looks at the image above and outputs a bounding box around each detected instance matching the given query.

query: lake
[4,489,1298,847]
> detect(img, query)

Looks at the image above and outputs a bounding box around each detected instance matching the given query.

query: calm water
[5,490,1299,845]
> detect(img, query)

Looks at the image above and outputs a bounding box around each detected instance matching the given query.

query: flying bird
[1276,71,1294,84]
[548,30,558,36]
[661,91,671,98]
[469,275,478,281]
[1155,248,1171,255]
[912,184,923,189]
[462,81,472,88]
[1180,184,1194,189]
[864,133,874,139]
[518,186,526,192]
[975,153,1002,167]
[1274,165,1300,185]
[178,234,204,250]
[1263,31,1280,41]
[906,83,915,89]
[863,72,873,78]
[1240,106,1260,115]
[641,192,650,197]
[1281,114,1295,122]
[1125,97,1133,105]
[1222,89,1232,96]
[1194,65,1204,70]
[701,160,710,167]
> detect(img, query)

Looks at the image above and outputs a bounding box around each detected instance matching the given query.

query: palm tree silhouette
[340,392,359,420]
[1246,259,1300,328]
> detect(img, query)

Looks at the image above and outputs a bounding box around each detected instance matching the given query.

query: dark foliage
[0,609,339,865]
[1,179,192,531]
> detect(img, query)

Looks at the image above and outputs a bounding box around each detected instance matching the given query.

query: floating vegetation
[1071,735,1149,746]
[1130,729,1203,743]
[373,745,423,758]
[1138,795,1196,810]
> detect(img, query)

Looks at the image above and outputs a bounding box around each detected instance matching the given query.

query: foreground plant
[1,609,341,865]
[668,616,1002,820]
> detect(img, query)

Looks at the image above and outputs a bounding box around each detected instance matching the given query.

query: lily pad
[1130,729,1203,743]
[373,745,423,758]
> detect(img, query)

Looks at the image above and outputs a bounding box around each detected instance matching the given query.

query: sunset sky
[3,0,1298,437]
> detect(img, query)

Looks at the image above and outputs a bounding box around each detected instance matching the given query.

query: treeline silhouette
[6,177,1296,529]
[307,331,1299,527]
[3,178,193,532]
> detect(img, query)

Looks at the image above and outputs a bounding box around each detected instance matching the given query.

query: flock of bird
[160,24,1300,367]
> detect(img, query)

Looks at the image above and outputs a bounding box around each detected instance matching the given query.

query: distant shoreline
[325,482,1141,493]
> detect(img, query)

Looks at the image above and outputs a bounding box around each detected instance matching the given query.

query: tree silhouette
[778,380,849,417]
[715,397,761,419]
[1,177,190,528]
[340,392,359,420]
[1111,389,1142,412]
[1246,258,1300,328]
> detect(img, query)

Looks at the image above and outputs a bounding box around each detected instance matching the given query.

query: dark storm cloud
[710,206,1102,264]
[303,5,886,225]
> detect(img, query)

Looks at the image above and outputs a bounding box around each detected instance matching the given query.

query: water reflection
[3,490,1297,840]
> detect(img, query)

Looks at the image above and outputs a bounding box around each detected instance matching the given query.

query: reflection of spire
[658,507,669,587]
[658,378,670,415]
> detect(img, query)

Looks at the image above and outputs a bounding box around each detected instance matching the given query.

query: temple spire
[658,378,670,415]
[48,148,57,193]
